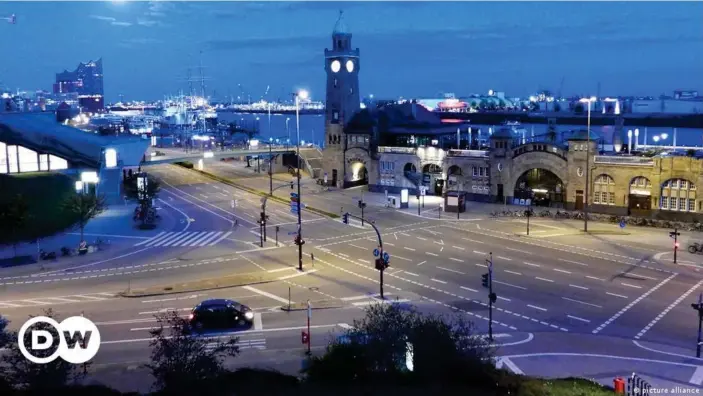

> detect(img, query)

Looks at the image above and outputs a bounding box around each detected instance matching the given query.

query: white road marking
[394,256,412,262]
[635,279,703,340]
[621,283,642,289]
[76,294,109,300]
[437,266,464,275]
[460,286,478,293]
[341,294,394,301]
[253,313,263,330]
[621,272,657,281]
[569,284,589,290]
[473,250,487,255]
[497,296,511,302]
[606,292,628,299]
[558,259,589,267]
[690,366,703,386]
[524,262,541,268]
[404,247,416,251]
[553,268,571,274]
[493,280,526,290]
[586,275,604,281]
[495,357,524,375]
[426,252,438,256]
[462,238,484,244]
[505,247,530,254]
[497,256,512,261]
[242,286,289,304]
[208,231,233,246]
[46,297,80,303]
[567,315,590,323]
[404,271,419,277]
[348,244,366,250]
[352,299,410,307]
[593,273,677,335]
[449,258,464,263]
[527,304,547,312]
[504,270,522,276]
[535,277,554,283]
[134,232,166,246]
[416,261,426,266]
[241,255,267,271]
[475,263,486,268]
[431,278,447,284]
[416,237,427,241]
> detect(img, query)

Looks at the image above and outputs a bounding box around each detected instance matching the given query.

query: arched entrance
[629,176,652,211]
[514,168,564,207]
[447,165,462,189]
[347,161,368,187]
[422,163,443,195]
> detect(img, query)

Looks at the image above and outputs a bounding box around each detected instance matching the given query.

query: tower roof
[333,10,349,35]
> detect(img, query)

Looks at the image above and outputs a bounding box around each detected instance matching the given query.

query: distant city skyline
[0,1,702,102]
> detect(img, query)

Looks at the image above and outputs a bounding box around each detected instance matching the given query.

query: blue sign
[373,249,380,257]
[290,193,299,198]
[382,252,390,262]
[619,220,626,229]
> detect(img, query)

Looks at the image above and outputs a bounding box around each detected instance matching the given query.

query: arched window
[660,178,697,212]
[630,177,652,190]
[593,174,615,205]
[448,165,462,176]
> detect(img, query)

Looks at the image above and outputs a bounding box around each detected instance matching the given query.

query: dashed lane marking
[431,278,447,284]
[567,315,590,323]
[634,279,703,340]
[527,304,547,312]
[593,273,677,335]
[535,277,554,283]
[437,266,465,275]
[562,297,602,309]
[569,284,589,290]
[621,282,642,289]
[606,292,628,299]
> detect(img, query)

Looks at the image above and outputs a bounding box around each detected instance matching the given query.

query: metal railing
[594,156,654,166]
[378,146,416,154]
[447,149,489,158]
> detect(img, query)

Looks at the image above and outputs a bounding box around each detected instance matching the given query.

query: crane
[2,14,16,24]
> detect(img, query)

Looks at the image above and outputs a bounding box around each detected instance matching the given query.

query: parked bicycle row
[37,238,111,261]
[489,208,703,232]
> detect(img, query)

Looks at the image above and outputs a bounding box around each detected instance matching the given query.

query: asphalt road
[1,163,702,394]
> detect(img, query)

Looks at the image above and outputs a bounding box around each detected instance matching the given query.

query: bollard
[613,377,625,394]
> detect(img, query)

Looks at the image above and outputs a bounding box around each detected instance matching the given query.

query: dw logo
[18,316,101,364]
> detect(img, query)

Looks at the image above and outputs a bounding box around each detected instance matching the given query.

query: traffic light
[301,331,309,344]
[675,242,680,248]
[481,273,489,288]
[294,235,306,246]
[375,258,389,271]
[259,212,268,225]
[290,181,294,189]
[343,213,349,224]
[489,292,497,303]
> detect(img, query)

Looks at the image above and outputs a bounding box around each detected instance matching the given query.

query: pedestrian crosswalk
[135,231,233,248]
[0,292,117,309]
[204,338,266,351]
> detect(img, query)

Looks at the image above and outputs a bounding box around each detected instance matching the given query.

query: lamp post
[286,117,291,146]
[634,129,639,151]
[294,89,309,271]
[627,130,633,153]
[579,96,596,233]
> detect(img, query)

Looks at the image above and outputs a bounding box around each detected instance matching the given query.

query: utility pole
[275,225,279,247]
[259,211,267,246]
[417,193,421,215]
[692,292,703,358]
[268,143,273,195]
[343,212,388,298]
[261,181,294,246]
[481,252,497,342]
[525,204,532,235]
[358,199,366,226]
[670,228,680,264]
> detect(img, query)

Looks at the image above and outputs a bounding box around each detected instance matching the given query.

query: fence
[626,373,652,395]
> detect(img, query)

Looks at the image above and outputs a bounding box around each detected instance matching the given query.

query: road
[1,162,702,394]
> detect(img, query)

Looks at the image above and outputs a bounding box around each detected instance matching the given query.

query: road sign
[290,192,299,198]
[373,248,380,257]
[382,252,390,262]
[619,220,626,229]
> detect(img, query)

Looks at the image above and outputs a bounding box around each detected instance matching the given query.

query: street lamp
[294,89,309,271]
[661,133,669,141]
[286,117,291,145]
[653,135,661,143]
[627,130,633,153]
[579,96,596,233]
[634,129,639,151]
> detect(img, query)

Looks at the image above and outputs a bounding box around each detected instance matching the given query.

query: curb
[119,272,279,298]
[173,163,339,219]
[279,299,345,311]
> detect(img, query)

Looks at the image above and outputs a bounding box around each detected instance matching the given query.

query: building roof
[333,10,349,35]
[345,102,466,136]
[567,129,600,141]
[0,112,148,168]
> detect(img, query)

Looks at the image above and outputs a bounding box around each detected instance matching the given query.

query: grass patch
[519,377,613,396]
[0,172,80,244]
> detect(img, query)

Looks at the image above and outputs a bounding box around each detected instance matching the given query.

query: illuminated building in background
[54,58,104,113]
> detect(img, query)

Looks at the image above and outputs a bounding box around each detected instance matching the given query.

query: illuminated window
[7,145,18,173]
[661,178,696,211]
[49,155,68,170]
[594,174,615,205]
[18,146,38,173]
[0,142,6,174]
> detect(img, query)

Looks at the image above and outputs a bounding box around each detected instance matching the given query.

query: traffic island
[279,299,345,312]
[119,271,286,297]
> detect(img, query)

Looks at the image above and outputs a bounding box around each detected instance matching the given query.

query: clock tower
[322,11,361,187]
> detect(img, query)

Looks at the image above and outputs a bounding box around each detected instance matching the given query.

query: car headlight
[244,311,254,320]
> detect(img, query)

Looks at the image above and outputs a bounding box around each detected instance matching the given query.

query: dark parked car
[188,299,254,332]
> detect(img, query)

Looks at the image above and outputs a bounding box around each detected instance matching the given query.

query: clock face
[330,60,341,73]
[346,60,354,73]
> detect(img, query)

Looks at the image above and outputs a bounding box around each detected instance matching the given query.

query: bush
[174,161,193,169]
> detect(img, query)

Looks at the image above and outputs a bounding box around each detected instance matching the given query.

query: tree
[304,303,494,388]
[146,310,240,394]
[0,194,30,256]
[123,174,161,226]
[61,193,106,244]
[0,309,90,392]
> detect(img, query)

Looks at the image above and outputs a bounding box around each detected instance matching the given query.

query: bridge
[143,146,325,178]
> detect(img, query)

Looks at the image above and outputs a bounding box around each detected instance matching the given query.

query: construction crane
[2,14,16,24]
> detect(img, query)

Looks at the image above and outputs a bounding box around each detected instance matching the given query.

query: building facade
[54,59,104,113]
[319,17,703,221]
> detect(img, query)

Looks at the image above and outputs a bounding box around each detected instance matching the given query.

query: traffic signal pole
[343,212,388,298]
[488,252,494,342]
[670,228,680,264]
[260,181,294,247]
[693,293,703,358]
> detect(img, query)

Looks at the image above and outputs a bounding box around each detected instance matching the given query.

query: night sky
[1,1,702,102]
